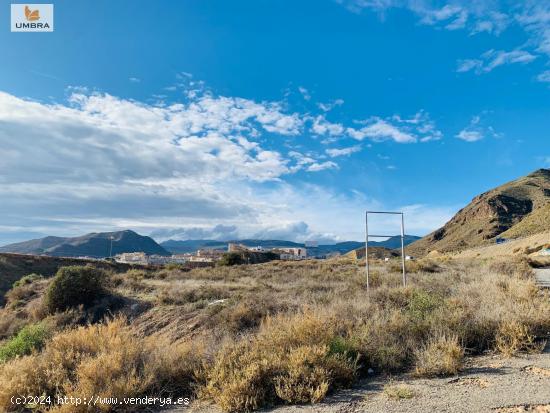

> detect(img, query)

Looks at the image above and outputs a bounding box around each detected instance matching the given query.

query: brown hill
[408,169,550,256]
[0,253,133,305]
[346,246,399,260]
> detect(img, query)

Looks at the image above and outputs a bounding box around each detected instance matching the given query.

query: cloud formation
[338,1,550,80]
[457,49,536,74]
[348,111,442,143]
[326,145,362,157]
[0,83,447,244]
[456,115,499,142]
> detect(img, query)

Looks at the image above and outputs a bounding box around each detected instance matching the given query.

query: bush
[0,323,49,362]
[218,251,279,266]
[218,252,245,266]
[0,318,205,412]
[274,345,331,403]
[5,274,46,309]
[414,333,463,377]
[383,383,415,399]
[495,320,536,357]
[205,312,357,412]
[45,266,108,313]
[12,273,43,289]
[406,289,443,322]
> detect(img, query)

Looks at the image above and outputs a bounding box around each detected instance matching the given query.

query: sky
[0,0,549,245]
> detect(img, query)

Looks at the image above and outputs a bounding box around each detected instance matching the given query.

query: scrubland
[0,255,549,412]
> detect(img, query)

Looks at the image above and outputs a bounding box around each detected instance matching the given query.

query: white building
[276,247,307,260]
[115,252,188,265]
[115,252,148,264]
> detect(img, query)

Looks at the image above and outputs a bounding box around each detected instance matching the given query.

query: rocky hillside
[0,230,169,258]
[408,169,550,256]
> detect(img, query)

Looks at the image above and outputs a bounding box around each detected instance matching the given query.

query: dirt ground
[452,231,549,260]
[170,347,550,413]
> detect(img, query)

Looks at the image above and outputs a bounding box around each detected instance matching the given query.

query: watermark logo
[24,5,40,21]
[11,4,54,32]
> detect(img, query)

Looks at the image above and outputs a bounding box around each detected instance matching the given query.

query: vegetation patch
[383,383,415,400]
[1,256,549,412]
[0,323,50,362]
[414,334,464,377]
[0,318,204,412]
[45,266,109,313]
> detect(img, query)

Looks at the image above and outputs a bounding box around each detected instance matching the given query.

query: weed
[383,383,415,399]
[414,333,464,377]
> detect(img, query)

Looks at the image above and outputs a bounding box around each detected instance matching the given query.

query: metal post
[365,211,407,290]
[109,236,114,258]
[400,212,406,287]
[365,211,369,291]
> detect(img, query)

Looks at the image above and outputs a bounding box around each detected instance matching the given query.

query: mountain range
[160,236,421,257]
[408,168,550,256]
[0,232,421,259]
[1,169,548,260]
[0,230,169,258]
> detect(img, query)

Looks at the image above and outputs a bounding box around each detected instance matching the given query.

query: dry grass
[1,255,550,412]
[383,383,415,399]
[205,311,357,411]
[0,317,205,412]
[495,320,539,357]
[414,333,464,377]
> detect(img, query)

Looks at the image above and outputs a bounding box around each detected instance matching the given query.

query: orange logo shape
[24,5,40,21]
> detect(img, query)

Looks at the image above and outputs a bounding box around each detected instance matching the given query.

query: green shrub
[406,289,443,322]
[45,266,108,313]
[218,251,280,266]
[12,273,43,289]
[218,252,245,266]
[0,323,49,362]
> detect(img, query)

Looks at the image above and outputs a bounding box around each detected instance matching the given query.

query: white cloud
[348,118,417,143]
[0,81,446,245]
[338,1,511,34]
[537,70,550,83]
[347,111,442,143]
[129,77,141,83]
[307,161,339,172]
[318,99,344,112]
[298,86,311,101]
[457,49,536,74]
[326,145,362,157]
[150,224,239,242]
[456,130,483,142]
[456,59,482,73]
[456,114,499,142]
[339,1,550,76]
[311,115,346,136]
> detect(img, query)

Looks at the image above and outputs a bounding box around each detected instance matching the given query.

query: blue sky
[1,0,549,245]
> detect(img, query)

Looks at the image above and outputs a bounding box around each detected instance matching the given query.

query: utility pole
[109,236,114,258]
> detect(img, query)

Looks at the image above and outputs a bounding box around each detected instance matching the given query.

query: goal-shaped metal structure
[365,211,406,290]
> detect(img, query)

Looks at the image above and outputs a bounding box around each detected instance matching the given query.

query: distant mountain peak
[0,230,169,258]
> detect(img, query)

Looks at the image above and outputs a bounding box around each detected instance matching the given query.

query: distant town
[114,242,309,266]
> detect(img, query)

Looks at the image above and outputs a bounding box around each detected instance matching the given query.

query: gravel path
[163,350,550,413]
[535,268,550,288]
